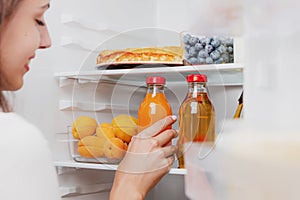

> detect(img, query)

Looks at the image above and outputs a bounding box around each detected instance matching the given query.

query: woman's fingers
[118,146,176,173]
[153,129,178,147]
[166,155,175,169]
[161,145,178,158]
[138,115,177,138]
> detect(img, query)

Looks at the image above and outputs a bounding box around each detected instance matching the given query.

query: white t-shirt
[0,113,60,199]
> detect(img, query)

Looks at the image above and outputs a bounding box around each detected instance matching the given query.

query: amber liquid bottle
[137,76,172,133]
[177,74,215,168]
[233,91,243,119]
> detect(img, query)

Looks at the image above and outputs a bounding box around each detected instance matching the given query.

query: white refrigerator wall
[15,0,158,159]
[14,0,243,199]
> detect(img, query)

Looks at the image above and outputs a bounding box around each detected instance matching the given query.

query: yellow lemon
[112,114,138,143]
[104,138,127,159]
[77,136,105,158]
[72,116,98,139]
[96,123,115,139]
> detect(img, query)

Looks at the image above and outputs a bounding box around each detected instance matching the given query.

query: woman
[0,0,178,199]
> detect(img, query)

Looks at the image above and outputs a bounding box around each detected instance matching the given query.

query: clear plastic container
[181,32,234,65]
[68,125,130,164]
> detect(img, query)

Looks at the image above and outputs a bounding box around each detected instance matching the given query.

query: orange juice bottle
[137,76,172,133]
[177,74,215,168]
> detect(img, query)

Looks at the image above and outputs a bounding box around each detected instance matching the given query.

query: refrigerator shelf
[54,160,187,175]
[54,63,243,87]
[59,100,139,112]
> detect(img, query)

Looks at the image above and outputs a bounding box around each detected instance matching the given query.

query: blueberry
[188,57,198,65]
[197,57,206,64]
[205,45,214,54]
[184,44,191,52]
[227,46,233,53]
[221,53,230,63]
[188,46,197,57]
[189,36,200,46]
[195,43,203,51]
[206,57,214,64]
[214,57,224,64]
[219,37,226,45]
[224,38,234,46]
[183,34,192,44]
[210,50,221,60]
[211,38,221,48]
[229,55,234,63]
[216,45,227,54]
[200,38,207,46]
[198,49,209,58]
[204,37,211,45]
[184,52,190,59]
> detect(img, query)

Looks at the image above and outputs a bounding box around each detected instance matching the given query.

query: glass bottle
[177,74,215,168]
[137,76,172,133]
[233,91,243,119]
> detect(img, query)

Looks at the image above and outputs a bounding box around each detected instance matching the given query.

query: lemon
[72,116,98,139]
[96,123,115,139]
[77,135,105,158]
[112,115,138,143]
[104,137,127,159]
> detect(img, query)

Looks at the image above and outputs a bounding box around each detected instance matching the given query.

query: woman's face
[0,0,51,91]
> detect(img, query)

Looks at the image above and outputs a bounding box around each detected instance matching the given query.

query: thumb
[137,115,177,138]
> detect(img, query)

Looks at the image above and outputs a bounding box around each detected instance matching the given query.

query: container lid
[146,76,166,84]
[186,74,207,82]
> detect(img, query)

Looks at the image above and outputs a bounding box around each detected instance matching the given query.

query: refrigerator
[14,0,299,199]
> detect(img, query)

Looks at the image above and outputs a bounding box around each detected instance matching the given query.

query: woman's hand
[110,115,178,200]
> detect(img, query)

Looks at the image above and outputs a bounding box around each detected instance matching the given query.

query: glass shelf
[54,160,186,175]
[54,63,243,87]
[59,100,139,112]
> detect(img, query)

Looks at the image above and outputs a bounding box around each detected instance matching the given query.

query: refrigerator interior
[14,0,243,199]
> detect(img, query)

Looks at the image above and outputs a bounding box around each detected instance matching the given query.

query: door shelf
[54,63,243,87]
[54,160,186,175]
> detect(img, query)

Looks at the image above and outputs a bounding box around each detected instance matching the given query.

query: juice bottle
[233,91,243,119]
[177,74,215,168]
[137,76,172,133]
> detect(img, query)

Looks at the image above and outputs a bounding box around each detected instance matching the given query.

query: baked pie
[97,46,183,64]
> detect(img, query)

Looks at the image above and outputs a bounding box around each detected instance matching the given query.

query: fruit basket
[68,115,138,164]
[182,32,234,65]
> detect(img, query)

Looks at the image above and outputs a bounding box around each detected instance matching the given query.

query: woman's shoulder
[0,112,46,144]
[0,113,61,199]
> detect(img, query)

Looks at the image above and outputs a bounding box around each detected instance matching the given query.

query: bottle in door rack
[177,74,216,168]
[233,91,243,119]
[137,76,172,133]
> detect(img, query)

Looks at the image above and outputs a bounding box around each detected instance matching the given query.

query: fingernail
[171,115,177,120]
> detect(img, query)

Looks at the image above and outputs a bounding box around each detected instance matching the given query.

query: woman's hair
[0,0,23,112]
[0,0,21,25]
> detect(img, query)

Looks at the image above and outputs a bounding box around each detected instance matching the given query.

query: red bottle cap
[146,76,166,84]
[186,74,207,82]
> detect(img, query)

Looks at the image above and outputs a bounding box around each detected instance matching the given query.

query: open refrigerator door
[184,0,300,200]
